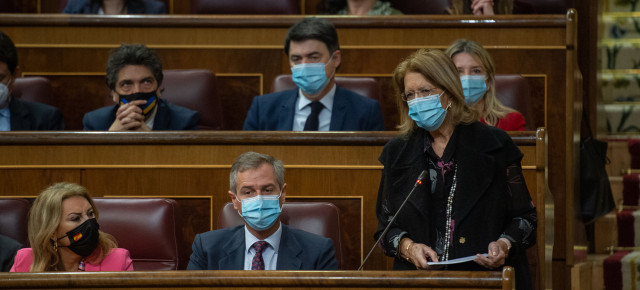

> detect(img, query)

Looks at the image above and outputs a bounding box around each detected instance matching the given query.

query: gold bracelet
[405,241,413,256]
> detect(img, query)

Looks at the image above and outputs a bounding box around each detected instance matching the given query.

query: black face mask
[118,91,158,116]
[56,218,100,257]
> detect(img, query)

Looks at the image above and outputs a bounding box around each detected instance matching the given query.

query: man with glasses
[243,17,385,131]
[187,151,338,270]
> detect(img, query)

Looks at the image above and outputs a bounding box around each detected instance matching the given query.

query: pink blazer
[10,248,133,272]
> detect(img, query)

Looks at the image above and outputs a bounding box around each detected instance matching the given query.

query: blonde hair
[28,182,117,272]
[392,48,477,136]
[445,39,516,127]
[448,0,513,14]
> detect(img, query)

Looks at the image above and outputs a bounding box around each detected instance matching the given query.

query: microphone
[358,170,427,270]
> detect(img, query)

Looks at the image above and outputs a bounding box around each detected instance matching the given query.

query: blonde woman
[446,39,525,131]
[11,183,132,272]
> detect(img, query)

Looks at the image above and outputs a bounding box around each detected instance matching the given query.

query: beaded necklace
[442,164,457,261]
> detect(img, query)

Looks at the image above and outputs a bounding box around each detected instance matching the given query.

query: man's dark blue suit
[243,86,385,131]
[187,225,338,270]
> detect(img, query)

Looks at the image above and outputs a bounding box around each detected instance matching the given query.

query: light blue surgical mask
[291,54,334,95]
[239,192,282,231]
[460,75,487,104]
[408,91,450,131]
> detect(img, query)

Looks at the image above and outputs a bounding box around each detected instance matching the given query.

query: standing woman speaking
[374,48,536,290]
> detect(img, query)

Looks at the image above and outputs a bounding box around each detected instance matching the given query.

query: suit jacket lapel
[152,99,170,130]
[452,124,501,225]
[218,227,245,270]
[277,90,298,130]
[8,98,31,130]
[329,86,346,131]
[276,225,302,270]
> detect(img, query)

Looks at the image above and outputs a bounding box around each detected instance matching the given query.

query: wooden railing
[0,268,514,290]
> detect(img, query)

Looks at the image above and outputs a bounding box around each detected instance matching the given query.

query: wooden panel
[0,268,514,290]
[215,75,262,130]
[0,169,81,195]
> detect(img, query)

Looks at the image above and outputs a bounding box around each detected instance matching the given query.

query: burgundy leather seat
[513,0,571,14]
[0,198,30,247]
[271,74,381,101]
[390,0,450,14]
[191,0,300,14]
[93,198,181,270]
[494,74,537,130]
[12,77,55,107]
[217,201,344,269]
[160,69,223,130]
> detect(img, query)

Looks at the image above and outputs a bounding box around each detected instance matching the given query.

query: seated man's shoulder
[161,99,201,129]
[84,105,114,117]
[11,98,65,130]
[163,99,198,115]
[13,98,61,114]
[198,225,243,241]
[255,89,297,103]
[63,0,92,13]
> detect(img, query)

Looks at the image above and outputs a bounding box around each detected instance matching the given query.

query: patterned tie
[303,101,324,131]
[251,241,270,270]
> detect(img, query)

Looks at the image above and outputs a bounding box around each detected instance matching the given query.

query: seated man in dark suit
[243,18,385,131]
[0,234,21,272]
[83,44,200,131]
[187,151,338,270]
[63,0,166,14]
[0,31,64,131]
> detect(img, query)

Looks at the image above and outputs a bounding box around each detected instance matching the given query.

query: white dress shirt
[243,223,283,270]
[0,106,11,131]
[292,84,336,131]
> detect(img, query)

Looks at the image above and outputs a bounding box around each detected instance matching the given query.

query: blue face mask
[460,75,487,104]
[239,193,282,231]
[408,92,450,131]
[291,55,334,95]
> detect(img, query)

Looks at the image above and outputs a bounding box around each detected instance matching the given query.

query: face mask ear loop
[325,52,336,81]
[440,91,451,111]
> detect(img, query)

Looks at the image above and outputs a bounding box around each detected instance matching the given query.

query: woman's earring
[51,239,58,252]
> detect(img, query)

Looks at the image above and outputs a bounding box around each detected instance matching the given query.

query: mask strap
[325,52,336,80]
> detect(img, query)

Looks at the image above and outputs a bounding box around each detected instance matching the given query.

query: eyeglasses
[401,87,442,102]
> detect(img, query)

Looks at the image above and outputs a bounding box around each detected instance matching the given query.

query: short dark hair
[0,31,18,74]
[229,152,285,194]
[105,44,163,90]
[284,17,340,56]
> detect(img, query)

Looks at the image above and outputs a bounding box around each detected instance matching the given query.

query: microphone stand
[358,170,427,270]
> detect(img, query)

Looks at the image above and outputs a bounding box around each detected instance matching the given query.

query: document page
[427,253,488,265]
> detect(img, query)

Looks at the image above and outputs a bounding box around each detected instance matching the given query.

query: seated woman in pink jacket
[11,182,133,272]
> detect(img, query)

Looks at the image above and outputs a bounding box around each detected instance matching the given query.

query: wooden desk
[0,268,514,290]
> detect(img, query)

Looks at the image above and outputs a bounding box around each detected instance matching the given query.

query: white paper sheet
[427,253,488,265]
